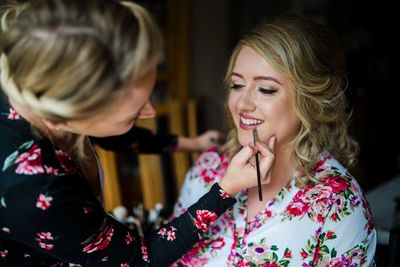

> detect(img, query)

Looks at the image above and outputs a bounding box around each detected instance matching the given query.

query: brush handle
[255,152,263,201]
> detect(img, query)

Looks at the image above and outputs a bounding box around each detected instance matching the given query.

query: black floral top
[0,93,236,267]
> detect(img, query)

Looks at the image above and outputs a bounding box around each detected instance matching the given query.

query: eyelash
[258,88,277,95]
[229,83,244,90]
[229,83,277,95]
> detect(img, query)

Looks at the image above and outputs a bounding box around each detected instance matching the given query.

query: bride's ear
[42,119,68,131]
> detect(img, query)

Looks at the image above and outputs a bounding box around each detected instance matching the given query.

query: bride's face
[228,46,300,148]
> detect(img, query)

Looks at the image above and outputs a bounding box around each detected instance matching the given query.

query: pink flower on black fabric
[219,189,230,199]
[0,250,8,259]
[37,232,54,240]
[36,193,53,210]
[121,264,130,267]
[141,238,149,262]
[158,227,167,236]
[1,227,10,233]
[83,201,94,215]
[158,226,177,241]
[55,150,78,174]
[15,144,45,175]
[7,108,20,120]
[125,232,134,245]
[35,232,54,250]
[82,224,114,253]
[167,227,177,241]
[193,210,218,233]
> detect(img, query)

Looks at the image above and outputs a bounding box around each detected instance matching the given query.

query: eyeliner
[252,129,263,201]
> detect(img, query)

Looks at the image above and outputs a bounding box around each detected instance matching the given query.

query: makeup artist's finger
[231,145,256,167]
[268,136,276,151]
[255,141,275,183]
[248,156,256,167]
[258,153,275,181]
[255,141,273,157]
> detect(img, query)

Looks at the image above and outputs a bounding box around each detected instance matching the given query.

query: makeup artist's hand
[176,130,225,152]
[219,136,276,196]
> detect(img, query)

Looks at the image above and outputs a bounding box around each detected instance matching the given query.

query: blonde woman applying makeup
[0,1,274,266]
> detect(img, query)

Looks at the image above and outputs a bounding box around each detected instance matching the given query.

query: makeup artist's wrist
[218,179,239,196]
[176,136,200,152]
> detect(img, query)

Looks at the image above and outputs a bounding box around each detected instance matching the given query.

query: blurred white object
[366,175,400,245]
[126,216,144,237]
[133,203,144,222]
[147,202,164,228]
[112,205,128,223]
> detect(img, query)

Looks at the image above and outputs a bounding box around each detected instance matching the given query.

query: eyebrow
[231,72,282,86]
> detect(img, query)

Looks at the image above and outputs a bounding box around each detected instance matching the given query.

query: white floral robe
[171,148,377,267]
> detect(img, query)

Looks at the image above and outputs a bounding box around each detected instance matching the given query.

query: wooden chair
[96,100,198,212]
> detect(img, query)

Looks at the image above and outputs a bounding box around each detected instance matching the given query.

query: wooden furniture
[135,100,197,209]
[95,148,122,212]
[97,100,198,212]
[95,0,191,213]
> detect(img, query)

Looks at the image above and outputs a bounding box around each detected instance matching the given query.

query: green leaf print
[331,248,337,258]
[320,245,329,255]
[2,140,35,171]
[1,197,6,208]
[278,259,290,267]
[19,140,34,150]
[2,150,18,171]
[272,252,278,262]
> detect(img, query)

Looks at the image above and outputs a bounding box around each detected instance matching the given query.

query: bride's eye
[258,87,277,95]
[229,83,245,91]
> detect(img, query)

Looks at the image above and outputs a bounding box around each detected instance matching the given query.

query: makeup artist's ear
[42,119,68,131]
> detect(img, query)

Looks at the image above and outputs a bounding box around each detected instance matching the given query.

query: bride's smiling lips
[239,113,264,130]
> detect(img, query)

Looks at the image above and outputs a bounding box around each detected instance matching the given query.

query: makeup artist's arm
[175,130,223,152]
[91,126,177,154]
[91,126,223,154]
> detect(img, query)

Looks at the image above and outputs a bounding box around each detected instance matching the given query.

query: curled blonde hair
[0,0,162,155]
[223,14,359,184]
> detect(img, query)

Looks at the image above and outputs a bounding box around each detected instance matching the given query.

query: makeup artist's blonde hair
[222,14,359,184]
[0,0,162,155]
